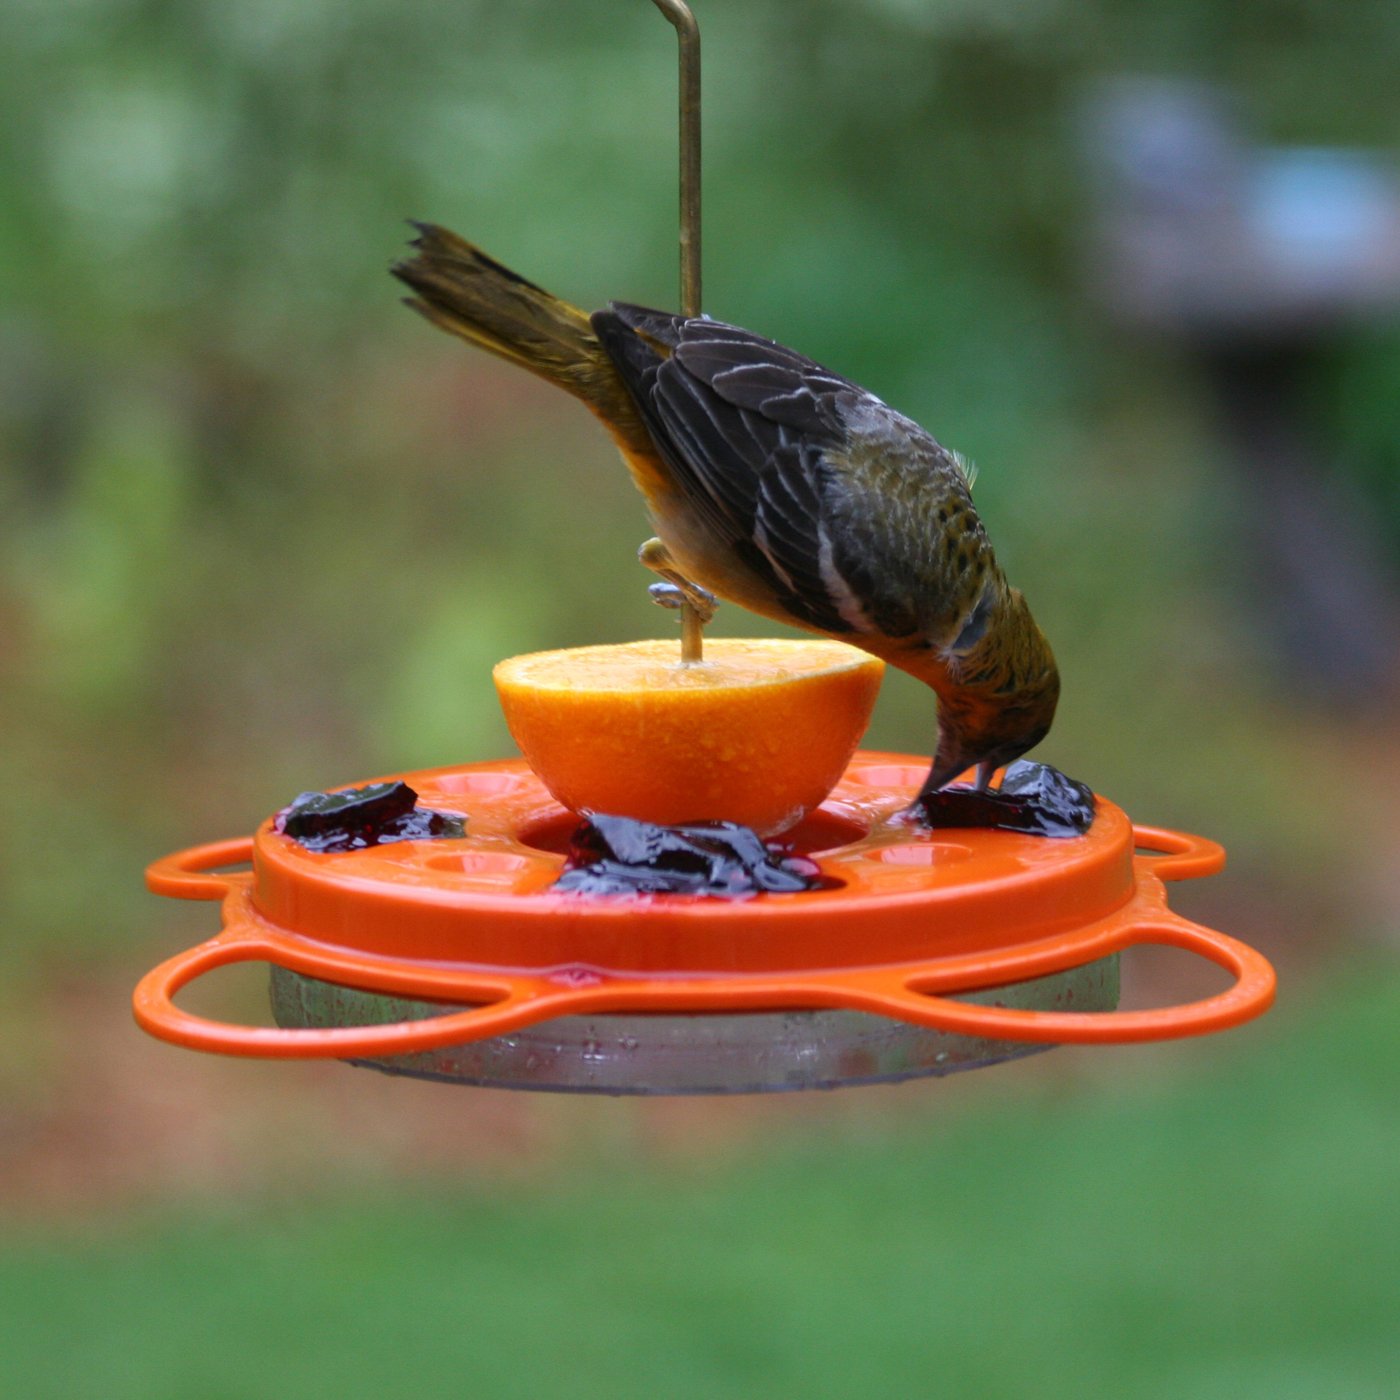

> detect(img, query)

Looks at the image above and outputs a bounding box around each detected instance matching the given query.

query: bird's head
[922,587,1061,793]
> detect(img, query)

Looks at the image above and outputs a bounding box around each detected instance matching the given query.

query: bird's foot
[640,537,717,662]
[648,578,718,617]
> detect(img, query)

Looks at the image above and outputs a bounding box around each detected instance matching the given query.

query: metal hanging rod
[650,0,701,317]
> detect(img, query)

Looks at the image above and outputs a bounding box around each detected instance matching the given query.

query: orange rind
[492,637,885,835]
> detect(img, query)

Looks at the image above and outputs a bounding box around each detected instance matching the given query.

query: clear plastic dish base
[268,955,1120,1095]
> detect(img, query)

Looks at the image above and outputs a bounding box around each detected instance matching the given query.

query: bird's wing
[593,305,945,637]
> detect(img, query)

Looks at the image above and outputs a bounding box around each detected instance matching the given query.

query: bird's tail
[392,223,648,453]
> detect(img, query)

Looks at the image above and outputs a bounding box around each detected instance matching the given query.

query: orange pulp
[493,638,885,835]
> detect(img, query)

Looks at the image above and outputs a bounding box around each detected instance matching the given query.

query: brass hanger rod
[650,0,701,318]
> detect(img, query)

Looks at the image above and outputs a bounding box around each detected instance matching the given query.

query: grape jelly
[274,781,466,853]
[911,761,1095,838]
[555,813,828,898]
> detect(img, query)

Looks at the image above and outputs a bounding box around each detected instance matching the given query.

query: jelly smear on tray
[910,761,1096,838]
[275,781,466,853]
[554,812,829,898]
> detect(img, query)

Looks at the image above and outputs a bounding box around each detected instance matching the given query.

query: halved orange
[493,638,885,835]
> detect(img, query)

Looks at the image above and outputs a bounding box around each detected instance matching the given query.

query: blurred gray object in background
[1079,77,1400,699]
[1080,76,1400,337]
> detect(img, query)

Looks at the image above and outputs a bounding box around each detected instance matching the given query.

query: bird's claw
[646,579,717,624]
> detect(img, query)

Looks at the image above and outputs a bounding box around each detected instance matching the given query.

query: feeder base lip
[269,956,1119,1095]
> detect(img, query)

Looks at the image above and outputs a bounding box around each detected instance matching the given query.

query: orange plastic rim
[135,752,1276,1058]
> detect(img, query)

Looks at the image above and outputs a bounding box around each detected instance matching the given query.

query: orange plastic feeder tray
[136,751,1276,1093]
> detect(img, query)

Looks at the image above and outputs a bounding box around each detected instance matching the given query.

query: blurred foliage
[1,0,1398,994]
[2,966,1397,1398]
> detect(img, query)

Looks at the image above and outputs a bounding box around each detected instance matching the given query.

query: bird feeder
[135,3,1276,1094]
[139,751,1273,1093]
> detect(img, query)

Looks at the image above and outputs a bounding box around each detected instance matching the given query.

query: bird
[392,222,1059,800]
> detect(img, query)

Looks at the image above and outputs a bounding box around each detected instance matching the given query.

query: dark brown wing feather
[591,305,872,634]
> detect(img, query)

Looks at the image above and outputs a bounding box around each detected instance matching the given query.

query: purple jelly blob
[554,812,830,899]
[911,760,1095,839]
[274,781,466,853]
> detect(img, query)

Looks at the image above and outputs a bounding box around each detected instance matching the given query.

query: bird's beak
[918,754,1000,799]
[919,757,967,799]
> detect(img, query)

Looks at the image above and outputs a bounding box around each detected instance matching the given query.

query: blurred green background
[2,1,1397,1396]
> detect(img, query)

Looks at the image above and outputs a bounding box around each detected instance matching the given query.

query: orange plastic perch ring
[135,752,1276,1059]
